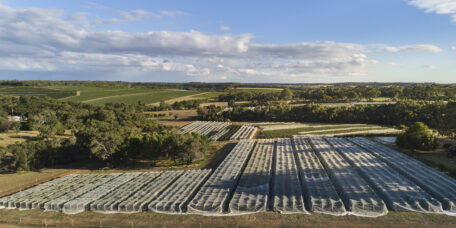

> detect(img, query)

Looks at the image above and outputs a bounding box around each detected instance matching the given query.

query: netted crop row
[326,137,443,213]
[17,174,105,210]
[217,125,241,141]
[373,137,396,145]
[0,174,78,209]
[292,137,346,216]
[179,121,230,138]
[90,172,161,213]
[45,174,122,212]
[230,125,257,140]
[117,170,184,213]
[308,137,387,217]
[349,137,456,214]
[3,174,103,210]
[229,139,275,214]
[62,173,140,214]
[149,169,212,214]
[187,140,256,215]
[273,138,307,214]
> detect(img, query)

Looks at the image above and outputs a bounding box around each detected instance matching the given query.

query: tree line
[200,100,456,136]
[216,85,456,103]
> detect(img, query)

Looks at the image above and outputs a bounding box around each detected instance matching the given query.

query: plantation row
[0,138,455,216]
[179,121,257,141]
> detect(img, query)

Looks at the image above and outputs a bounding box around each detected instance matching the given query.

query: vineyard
[0,137,455,217]
[179,121,257,141]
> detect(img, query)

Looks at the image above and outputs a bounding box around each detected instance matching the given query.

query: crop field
[257,122,401,138]
[1,137,455,219]
[179,121,257,141]
[50,86,200,105]
[0,86,75,99]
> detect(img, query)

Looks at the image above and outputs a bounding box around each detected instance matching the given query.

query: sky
[0,0,455,83]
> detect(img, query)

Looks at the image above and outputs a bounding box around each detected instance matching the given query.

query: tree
[11,121,21,135]
[30,109,59,139]
[280,88,293,100]
[396,122,438,151]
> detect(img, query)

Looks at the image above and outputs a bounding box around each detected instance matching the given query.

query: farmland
[179,121,257,141]
[1,137,455,220]
[257,122,401,138]
[53,86,200,105]
[0,85,202,105]
[0,86,75,99]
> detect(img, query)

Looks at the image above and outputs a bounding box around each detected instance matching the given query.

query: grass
[0,210,454,228]
[0,86,75,99]
[50,86,199,105]
[191,91,226,100]
[259,124,378,138]
[0,169,73,197]
[232,87,283,92]
[0,131,39,147]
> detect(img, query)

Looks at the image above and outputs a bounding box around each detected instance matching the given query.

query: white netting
[308,137,387,217]
[44,174,121,212]
[292,137,346,216]
[230,125,258,140]
[0,174,78,209]
[90,172,161,213]
[229,139,274,214]
[373,137,397,145]
[148,169,212,214]
[62,173,139,214]
[327,137,443,213]
[349,137,456,214]
[272,138,307,214]
[187,140,255,215]
[19,174,104,210]
[117,170,183,213]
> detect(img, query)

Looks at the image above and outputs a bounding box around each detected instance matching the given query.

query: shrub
[396,122,438,151]
[0,119,10,133]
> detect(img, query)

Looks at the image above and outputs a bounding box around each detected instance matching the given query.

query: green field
[37,86,200,105]
[0,86,75,99]
[191,91,226,100]
[233,87,283,93]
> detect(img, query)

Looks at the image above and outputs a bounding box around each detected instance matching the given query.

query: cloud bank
[0,3,444,82]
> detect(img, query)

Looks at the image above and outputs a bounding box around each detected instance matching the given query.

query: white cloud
[220,25,231,31]
[452,46,456,50]
[159,10,187,17]
[423,64,436,69]
[119,10,158,21]
[409,0,456,22]
[379,44,443,53]
[0,2,440,82]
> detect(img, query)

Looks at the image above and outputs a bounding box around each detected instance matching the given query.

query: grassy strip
[304,127,392,135]
[259,125,373,138]
[0,210,455,228]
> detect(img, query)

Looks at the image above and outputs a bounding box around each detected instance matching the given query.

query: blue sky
[0,0,455,83]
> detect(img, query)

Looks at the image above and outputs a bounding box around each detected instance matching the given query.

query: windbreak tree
[396,122,438,151]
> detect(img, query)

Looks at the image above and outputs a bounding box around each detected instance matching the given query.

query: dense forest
[0,96,209,172]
